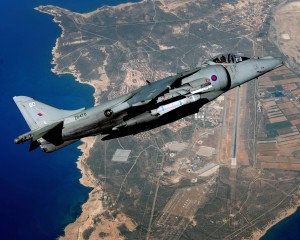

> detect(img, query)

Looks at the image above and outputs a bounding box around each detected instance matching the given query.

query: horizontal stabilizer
[29,121,64,151]
[14,121,64,146]
[32,121,63,142]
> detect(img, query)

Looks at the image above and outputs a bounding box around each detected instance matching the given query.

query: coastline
[59,137,107,240]
[77,137,97,188]
[35,6,104,104]
[60,123,136,240]
[36,6,137,239]
[46,12,108,238]
[252,201,300,240]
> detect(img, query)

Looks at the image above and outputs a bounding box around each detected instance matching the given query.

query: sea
[0,0,299,239]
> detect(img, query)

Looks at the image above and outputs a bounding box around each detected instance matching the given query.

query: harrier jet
[14,53,282,152]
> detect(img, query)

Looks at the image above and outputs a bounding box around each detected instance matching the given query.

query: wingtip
[13,96,33,103]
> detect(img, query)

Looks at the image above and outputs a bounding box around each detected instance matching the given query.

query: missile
[157,91,181,103]
[157,79,212,103]
[151,94,201,116]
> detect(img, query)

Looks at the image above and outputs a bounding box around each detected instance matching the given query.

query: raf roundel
[211,75,218,81]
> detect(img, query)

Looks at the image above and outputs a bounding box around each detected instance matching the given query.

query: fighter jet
[14,53,282,152]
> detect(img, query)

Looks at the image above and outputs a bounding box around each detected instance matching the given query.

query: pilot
[228,54,234,63]
[214,57,221,63]
[220,55,226,63]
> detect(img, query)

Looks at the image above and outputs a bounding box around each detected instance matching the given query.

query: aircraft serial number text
[75,113,87,120]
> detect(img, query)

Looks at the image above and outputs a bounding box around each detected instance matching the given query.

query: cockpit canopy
[209,53,250,64]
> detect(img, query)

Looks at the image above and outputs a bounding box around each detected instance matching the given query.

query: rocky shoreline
[36,6,137,239]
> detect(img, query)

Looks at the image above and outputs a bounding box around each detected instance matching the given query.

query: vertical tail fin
[13,96,85,130]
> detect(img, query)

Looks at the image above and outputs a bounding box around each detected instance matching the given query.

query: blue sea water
[261,207,300,240]
[0,0,138,239]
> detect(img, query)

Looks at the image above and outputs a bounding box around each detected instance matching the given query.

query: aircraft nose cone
[233,56,283,87]
[256,57,283,74]
[271,57,283,68]
[264,57,283,70]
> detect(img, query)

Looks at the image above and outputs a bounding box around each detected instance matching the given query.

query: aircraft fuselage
[14,54,283,152]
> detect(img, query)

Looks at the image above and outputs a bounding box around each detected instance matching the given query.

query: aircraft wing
[126,67,202,107]
[103,67,202,119]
